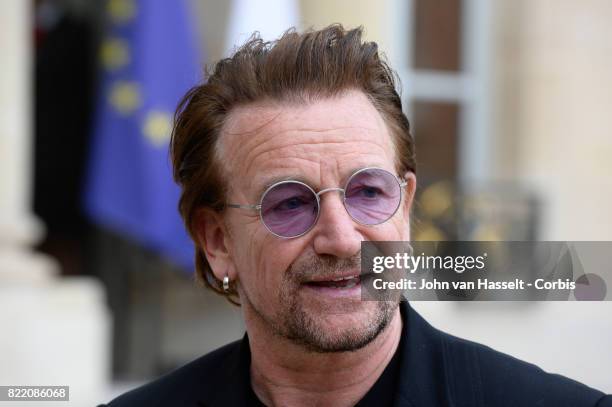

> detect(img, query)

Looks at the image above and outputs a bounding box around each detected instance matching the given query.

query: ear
[402,171,417,214]
[400,172,417,239]
[193,208,236,281]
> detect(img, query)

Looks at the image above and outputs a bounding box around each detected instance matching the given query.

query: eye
[348,185,384,199]
[274,196,309,211]
[360,186,381,198]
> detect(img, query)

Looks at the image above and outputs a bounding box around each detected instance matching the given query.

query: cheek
[394,202,412,239]
[226,212,263,270]
[257,238,303,282]
[235,233,303,299]
[366,215,409,242]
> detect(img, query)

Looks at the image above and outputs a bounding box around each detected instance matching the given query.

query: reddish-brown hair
[170,24,416,304]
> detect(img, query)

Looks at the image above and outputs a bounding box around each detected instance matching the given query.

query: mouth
[299,271,375,299]
[304,275,361,289]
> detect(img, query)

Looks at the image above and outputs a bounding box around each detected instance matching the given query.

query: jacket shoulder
[440,331,607,407]
[99,339,242,407]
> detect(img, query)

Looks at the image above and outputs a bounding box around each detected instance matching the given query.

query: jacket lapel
[393,301,483,407]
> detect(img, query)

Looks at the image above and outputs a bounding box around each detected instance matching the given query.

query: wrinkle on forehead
[244,129,388,178]
[217,91,396,193]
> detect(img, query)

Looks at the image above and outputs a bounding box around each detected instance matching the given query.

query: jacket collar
[393,301,450,406]
[394,301,482,407]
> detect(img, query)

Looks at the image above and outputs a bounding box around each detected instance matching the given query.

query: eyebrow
[253,173,311,201]
[251,164,389,201]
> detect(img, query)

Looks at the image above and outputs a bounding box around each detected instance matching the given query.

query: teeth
[332,276,356,282]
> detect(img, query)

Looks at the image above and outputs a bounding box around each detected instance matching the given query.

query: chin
[285,299,397,353]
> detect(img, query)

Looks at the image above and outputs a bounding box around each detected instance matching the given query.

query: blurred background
[1,0,611,405]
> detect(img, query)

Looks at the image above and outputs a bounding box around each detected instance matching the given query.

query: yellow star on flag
[108,81,141,115]
[107,0,136,24]
[143,111,173,147]
[100,38,130,71]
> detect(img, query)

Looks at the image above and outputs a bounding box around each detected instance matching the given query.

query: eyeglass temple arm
[227,203,261,210]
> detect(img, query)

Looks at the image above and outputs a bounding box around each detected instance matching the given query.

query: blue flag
[85,0,201,269]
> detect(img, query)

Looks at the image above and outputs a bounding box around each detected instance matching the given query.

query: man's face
[218,90,414,352]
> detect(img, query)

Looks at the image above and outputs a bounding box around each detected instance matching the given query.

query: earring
[223,275,230,292]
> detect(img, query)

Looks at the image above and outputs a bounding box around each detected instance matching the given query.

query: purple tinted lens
[260,182,318,237]
[344,168,401,225]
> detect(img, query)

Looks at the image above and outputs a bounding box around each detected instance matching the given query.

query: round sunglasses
[227,167,408,238]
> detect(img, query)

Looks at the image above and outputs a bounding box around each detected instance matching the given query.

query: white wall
[422,0,612,394]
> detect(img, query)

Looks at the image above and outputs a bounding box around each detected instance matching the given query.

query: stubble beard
[243,252,399,353]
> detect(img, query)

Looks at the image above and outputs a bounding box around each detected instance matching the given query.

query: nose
[311,189,362,259]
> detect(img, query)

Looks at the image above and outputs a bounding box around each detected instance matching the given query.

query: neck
[245,307,403,407]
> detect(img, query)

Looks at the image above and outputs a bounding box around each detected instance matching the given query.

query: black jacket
[101,301,611,406]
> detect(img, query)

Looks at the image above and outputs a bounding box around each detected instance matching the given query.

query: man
[102,25,611,406]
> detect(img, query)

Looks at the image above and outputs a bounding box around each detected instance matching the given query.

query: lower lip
[301,280,362,298]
